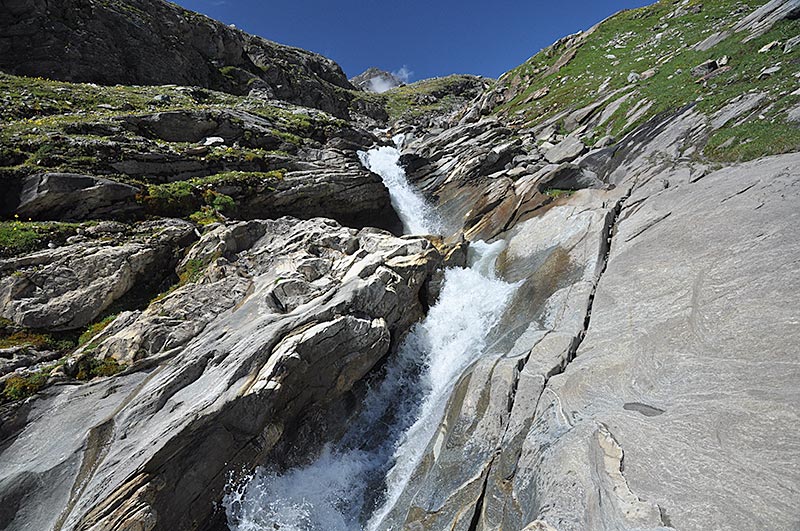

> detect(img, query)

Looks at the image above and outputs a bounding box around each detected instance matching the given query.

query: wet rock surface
[383,105,800,530]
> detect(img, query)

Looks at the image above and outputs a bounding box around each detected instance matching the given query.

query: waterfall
[358,134,443,235]
[224,140,517,531]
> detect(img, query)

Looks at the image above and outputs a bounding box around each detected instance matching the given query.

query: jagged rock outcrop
[0,219,196,331]
[382,90,800,528]
[0,0,363,118]
[0,217,448,531]
[351,67,404,93]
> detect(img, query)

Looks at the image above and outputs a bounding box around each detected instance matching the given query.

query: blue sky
[173,0,653,81]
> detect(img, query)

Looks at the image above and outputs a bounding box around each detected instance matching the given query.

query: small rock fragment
[758,40,780,53]
[202,136,225,146]
[758,65,781,79]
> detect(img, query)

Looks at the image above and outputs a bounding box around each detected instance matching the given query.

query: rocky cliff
[0,0,365,118]
[1,0,799,530]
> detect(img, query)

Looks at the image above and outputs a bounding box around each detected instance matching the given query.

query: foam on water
[224,143,517,531]
[358,134,443,235]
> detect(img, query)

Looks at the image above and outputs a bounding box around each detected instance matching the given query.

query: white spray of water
[358,135,443,235]
[224,144,517,531]
[365,67,413,93]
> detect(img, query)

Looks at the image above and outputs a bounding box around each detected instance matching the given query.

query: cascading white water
[224,139,517,531]
[358,134,443,235]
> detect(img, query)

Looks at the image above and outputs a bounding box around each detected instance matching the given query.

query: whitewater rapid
[224,138,517,531]
[358,135,443,235]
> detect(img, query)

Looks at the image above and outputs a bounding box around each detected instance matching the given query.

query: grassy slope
[379,75,489,124]
[494,0,800,161]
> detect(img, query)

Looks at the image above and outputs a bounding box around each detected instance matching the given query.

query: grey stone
[732,0,800,42]
[711,92,766,129]
[0,219,196,331]
[0,217,446,531]
[786,103,800,123]
[545,136,587,164]
[16,173,141,221]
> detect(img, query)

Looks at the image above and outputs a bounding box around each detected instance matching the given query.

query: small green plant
[78,314,118,346]
[189,205,222,225]
[544,188,575,198]
[2,372,48,401]
[178,258,206,285]
[75,356,124,380]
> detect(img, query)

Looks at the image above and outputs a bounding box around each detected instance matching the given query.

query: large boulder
[0,217,447,531]
[0,219,196,330]
[15,173,142,221]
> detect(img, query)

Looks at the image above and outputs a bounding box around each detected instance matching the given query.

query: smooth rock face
[0,217,445,531]
[544,135,586,164]
[16,173,142,221]
[0,219,196,331]
[528,154,800,531]
[390,99,800,529]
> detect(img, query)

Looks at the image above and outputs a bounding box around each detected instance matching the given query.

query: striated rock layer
[0,218,449,530]
[384,100,800,529]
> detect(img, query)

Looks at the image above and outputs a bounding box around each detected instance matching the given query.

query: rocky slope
[1,0,799,530]
[380,0,800,529]
[350,68,404,93]
[0,0,366,119]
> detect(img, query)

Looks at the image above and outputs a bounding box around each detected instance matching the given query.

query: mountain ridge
[0,0,798,530]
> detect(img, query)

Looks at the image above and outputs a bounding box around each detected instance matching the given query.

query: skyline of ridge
[173,0,653,82]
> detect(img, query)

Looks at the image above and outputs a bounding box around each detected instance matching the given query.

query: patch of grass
[0,219,87,257]
[0,324,77,352]
[178,258,206,286]
[75,356,124,380]
[493,0,799,161]
[544,188,575,198]
[705,120,800,162]
[2,372,48,401]
[0,331,53,350]
[78,314,118,346]
[189,205,223,226]
[141,170,283,218]
[381,75,487,123]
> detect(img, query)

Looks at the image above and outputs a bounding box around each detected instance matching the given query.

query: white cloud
[392,66,413,83]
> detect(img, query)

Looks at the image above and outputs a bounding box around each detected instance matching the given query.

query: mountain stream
[224,136,518,530]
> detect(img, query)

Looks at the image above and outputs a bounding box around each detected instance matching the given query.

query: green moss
[543,188,575,198]
[2,372,48,401]
[142,180,195,215]
[141,170,283,218]
[0,331,53,350]
[0,219,87,257]
[78,314,118,346]
[705,120,800,162]
[178,258,205,285]
[75,356,125,380]
[189,205,223,225]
